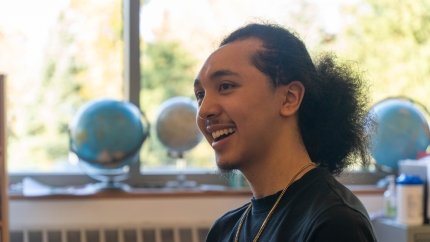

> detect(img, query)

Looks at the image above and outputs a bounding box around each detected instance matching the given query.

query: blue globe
[368,98,430,170]
[69,99,149,170]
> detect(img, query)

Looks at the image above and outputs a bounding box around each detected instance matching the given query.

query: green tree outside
[139,40,214,169]
[333,0,430,112]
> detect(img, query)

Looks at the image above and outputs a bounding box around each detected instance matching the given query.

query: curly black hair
[220,23,372,174]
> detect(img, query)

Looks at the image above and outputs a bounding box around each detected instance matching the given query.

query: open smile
[212,128,236,142]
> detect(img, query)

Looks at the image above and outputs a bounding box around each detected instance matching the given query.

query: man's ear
[279,81,305,117]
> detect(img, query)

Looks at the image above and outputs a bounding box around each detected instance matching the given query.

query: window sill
[9,186,252,200]
[9,184,383,201]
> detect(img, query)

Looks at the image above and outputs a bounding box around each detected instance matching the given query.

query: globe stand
[79,161,133,192]
[85,180,131,193]
[165,152,197,189]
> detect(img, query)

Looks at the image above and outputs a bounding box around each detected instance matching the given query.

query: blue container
[396,174,424,225]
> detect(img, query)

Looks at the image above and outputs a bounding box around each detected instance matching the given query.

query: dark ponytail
[299,54,371,174]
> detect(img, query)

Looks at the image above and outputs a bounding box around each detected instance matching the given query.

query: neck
[239,117,316,198]
[242,141,315,199]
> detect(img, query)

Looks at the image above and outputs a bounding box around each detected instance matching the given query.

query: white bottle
[383,175,396,219]
[396,174,424,225]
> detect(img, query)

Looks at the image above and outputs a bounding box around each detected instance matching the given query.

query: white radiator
[9,194,249,242]
[10,225,210,242]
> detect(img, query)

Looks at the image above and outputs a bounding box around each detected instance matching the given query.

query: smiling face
[194,38,287,171]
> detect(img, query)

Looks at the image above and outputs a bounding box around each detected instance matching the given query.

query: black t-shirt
[206,167,377,242]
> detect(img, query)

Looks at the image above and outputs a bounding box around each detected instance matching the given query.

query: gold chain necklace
[234,162,316,242]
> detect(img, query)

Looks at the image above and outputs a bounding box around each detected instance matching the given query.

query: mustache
[196,114,206,120]
[197,116,222,127]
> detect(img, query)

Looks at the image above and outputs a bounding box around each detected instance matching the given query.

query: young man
[194,23,376,241]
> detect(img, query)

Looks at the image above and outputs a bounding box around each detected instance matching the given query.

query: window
[1,0,429,189]
[0,0,123,173]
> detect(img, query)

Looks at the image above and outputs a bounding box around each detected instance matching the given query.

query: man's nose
[197,95,220,121]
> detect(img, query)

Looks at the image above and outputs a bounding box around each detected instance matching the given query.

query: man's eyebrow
[209,69,239,80]
[194,69,239,88]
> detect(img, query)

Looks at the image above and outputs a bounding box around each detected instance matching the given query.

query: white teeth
[211,128,235,140]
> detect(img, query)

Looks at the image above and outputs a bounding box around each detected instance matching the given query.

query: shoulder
[298,168,376,241]
[302,168,369,214]
[307,205,377,242]
[287,168,376,241]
